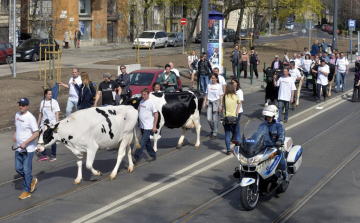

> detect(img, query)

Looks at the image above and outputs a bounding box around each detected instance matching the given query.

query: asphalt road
[0,73,359,222]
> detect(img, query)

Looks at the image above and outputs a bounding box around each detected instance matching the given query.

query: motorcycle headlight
[239,154,263,165]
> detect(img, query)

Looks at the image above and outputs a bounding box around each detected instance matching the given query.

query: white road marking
[73,89,349,223]
[315,107,323,109]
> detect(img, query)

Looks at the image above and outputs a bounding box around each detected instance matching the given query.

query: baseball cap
[17,98,30,105]
[275,55,279,58]
[103,72,111,78]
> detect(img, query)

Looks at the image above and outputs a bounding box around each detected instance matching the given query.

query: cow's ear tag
[133,100,136,104]
[54,127,58,132]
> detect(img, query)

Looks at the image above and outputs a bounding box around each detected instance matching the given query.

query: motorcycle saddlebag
[287,145,302,175]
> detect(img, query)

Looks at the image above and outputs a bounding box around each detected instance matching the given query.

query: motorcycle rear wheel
[240,185,259,211]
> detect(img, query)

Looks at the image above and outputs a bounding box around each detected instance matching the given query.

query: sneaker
[226,151,231,155]
[18,191,31,199]
[146,157,156,162]
[48,155,57,162]
[210,135,216,140]
[284,119,288,123]
[37,156,47,161]
[30,178,38,192]
[132,157,138,165]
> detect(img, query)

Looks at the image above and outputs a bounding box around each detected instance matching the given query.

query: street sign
[180,18,186,26]
[302,29,306,33]
[349,20,356,28]
[305,20,314,29]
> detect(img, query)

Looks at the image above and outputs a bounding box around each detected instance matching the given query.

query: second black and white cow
[37,106,138,185]
[127,91,204,151]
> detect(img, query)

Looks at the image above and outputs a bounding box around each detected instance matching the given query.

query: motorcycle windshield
[241,119,268,157]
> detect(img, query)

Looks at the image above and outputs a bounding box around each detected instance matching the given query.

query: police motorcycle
[232,119,302,210]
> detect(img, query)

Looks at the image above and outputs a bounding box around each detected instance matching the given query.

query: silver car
[167,32,186,47]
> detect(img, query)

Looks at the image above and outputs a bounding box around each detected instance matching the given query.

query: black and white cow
[264,68,283,106]
[127,91,204,150]
[37,106,138,185]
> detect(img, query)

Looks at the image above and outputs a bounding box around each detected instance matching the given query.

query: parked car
[0,42,13,64]
[19,33,40,45]
[167,32,186,47]
[321,24,329,31]
[328,26,341,35]
[285,23,292,30]
[223,29,235,42]
[16,38,59,62]
[324,25,330,32]
[133,30,168,49]
[239,29,247,38]
[129,69,182,96]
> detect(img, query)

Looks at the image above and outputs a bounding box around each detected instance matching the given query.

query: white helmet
[262,105,279,120]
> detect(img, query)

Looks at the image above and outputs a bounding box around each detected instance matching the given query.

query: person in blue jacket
[257,105,288,180]
[75,72,96,110]
[310,40,319,57]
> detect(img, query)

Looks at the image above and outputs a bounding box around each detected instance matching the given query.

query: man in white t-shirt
[133,88,159,164]
[289,61,302,84]
[58,68,82,117]
[316,60,330,103]
[13,98,39,199]
[335,52,349,93]
[213,67,226,93]
[274,68,296,123]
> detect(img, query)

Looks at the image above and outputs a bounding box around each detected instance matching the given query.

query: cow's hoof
[194,146,200,150]
[73,180,81,185]
[128,167,134,173]
[109,175,116,180]
[97,170,103,176]
[176,144,182,150]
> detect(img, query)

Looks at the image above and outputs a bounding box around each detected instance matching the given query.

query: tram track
[171,110,360,223]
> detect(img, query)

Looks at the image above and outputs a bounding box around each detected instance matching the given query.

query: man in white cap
[271,55,284,70]
[13,97,39,199]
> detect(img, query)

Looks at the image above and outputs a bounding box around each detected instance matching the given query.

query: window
[154,6,160,25]
[79,0,91,16]
[1,0,8,12]
[79,21,91,40]
[5,43,11,49]
[0,43,6,50]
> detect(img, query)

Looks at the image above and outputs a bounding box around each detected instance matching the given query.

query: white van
[133,30,168,49]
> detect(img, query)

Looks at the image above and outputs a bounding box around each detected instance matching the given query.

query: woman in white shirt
[303,54,312,88]
[231,78,244,141]
[37,89,60,161]
[188,50,198,90]
[203,73,223,140]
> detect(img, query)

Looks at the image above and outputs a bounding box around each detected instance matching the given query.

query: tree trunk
[234,0,245,45]
[143,7,149,30]
[185,2,202,50]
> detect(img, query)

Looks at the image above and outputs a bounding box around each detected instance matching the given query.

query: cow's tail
[133,128,141,149]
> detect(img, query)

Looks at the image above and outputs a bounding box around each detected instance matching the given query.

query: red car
[0,42,13,64]
[328,26,341,35]
[129,69,182,96]
[324,25,330,32]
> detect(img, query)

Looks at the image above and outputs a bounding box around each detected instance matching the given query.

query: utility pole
[12,0,16,78]
[8,0,11,42]
[333,0,338,50]
[268,0,271,34]
[201,0,209,55]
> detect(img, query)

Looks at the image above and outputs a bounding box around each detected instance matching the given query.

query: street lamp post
[333,0,338,50]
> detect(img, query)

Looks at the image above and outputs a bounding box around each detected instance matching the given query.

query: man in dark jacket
[197,53,213,95]
[116,65,130,104]
[230,45,240,77]
[271,55,284,70]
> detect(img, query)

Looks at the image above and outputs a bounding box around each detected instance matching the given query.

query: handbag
[223,95,238,125]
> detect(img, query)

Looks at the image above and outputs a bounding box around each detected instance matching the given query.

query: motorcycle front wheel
[240,185,259,211]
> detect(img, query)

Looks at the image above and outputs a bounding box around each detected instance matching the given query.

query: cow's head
[264,68,276,83]
[122,94,144,109]
[37,122,60,152]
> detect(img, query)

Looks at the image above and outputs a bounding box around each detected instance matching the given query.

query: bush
[260,31,266,35]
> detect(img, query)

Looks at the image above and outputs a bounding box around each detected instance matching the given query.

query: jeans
[224,124,239,152]
[303,72,309,87]
[66,99,78,117]
[234,113,242,141]
[134,129,156,160]
[336,72,346,91]
[278,100,289,121]
[317,84,327,100]
[200,75,209,95]
[207,100,220,136]
[232,62,238,77]
[15,151,34,192]
[41,143,56,156]
[278,150,287,174]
